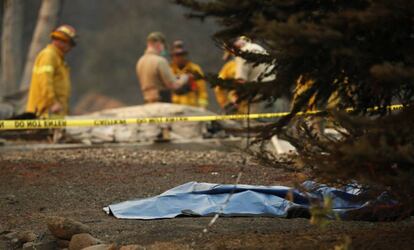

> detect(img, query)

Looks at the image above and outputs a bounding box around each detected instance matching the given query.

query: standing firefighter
[234,36,275,85]
[136,32,189,104]
[233,36,276,113]
[170,40,208,108]
[26,25,77,117]
[215,49,248,114]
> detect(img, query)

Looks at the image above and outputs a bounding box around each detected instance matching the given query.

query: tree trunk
[0,0,3,100]
[20,0,62,91]
[1,0,23,98]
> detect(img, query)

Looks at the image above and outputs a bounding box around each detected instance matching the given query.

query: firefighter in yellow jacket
[292,75,341,136]
[170,40,208,108]
[214,50,248,114]
[26,25,77,117]
[292,76,341,111]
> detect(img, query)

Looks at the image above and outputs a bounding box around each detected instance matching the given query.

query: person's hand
[173,74,193,95]
[229,91,239,104]
[50,102,63,114]
[224,103,239,114]
[175,74,190,88]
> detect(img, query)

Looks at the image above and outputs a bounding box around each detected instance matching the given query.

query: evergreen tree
[176,0,414,218]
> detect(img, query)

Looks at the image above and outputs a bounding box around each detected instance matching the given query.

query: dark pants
[145,90,172,104]
[159,90,172,103]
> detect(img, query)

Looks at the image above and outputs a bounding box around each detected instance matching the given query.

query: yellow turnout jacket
[293,76,340,111]
[170,62,208,108]
[26,44,71,116]
[215,60,248,114]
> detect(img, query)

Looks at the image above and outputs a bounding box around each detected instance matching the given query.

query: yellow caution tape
[0,104,404,130]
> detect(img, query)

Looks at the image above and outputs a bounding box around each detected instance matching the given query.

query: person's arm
[193,66,208,108]
[227,57,251,106]
[158,59,180,89]
[235,56,250,83]
[216,61,238,110]
[214,86,229,109]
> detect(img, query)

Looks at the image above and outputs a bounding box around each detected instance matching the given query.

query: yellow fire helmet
[238,35,252,43]
[51,24,77,46]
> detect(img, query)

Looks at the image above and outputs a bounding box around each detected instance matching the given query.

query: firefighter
[234,36,275,84]
[170,40,208,109]
[292,76,341,136]
[26,25,77,117]
[214,50,248,114]
[233,36,277,114]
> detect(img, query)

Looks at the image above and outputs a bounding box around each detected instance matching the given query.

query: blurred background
[0,0,223,112]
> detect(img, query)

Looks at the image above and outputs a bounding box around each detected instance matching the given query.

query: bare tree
[20,0,62,91]
[1,0,23,98]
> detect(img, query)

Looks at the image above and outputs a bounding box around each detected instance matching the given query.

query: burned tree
[1,0,24,97]
[20,0,62,91]
[176,0,414,217]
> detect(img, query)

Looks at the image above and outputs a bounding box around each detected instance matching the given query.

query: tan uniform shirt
[136,48,176,102]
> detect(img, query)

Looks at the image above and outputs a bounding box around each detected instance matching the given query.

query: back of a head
[233,35,252,49]
[147,31,166,45]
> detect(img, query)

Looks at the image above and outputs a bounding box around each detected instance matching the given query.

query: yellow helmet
[51,24,77,46]
[238,35,251,43]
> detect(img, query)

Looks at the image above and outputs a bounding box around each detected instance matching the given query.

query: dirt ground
[0,146,413,249]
